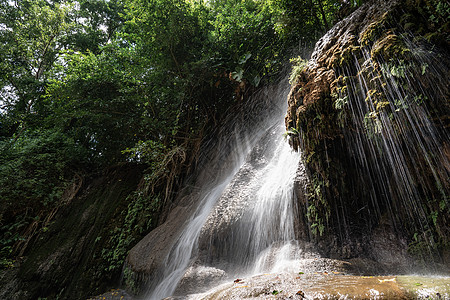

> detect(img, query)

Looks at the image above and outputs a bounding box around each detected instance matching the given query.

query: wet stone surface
[187,273,450,299]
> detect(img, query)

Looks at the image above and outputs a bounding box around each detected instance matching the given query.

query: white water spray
[145,83,304,299]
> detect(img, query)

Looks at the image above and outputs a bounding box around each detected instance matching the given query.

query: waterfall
[197,123,303,275]
[145,127,254,300]
[145,82,304,299]
[282,0,449,263]
[333,36,450,239]
[146,177,237,300]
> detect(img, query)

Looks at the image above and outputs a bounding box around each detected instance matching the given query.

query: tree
[0,0,71,119]
[66,0,124,53]
[0,0,358,282]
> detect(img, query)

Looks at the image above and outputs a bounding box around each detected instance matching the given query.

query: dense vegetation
[0,0,364,287]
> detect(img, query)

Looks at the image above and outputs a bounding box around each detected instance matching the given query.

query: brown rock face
[286,0,401,133]
[285,0,450,268]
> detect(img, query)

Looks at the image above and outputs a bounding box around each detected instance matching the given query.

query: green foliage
[266,0,341,49]
[0,129,88,267]
[427,1,450,25]
[306,174,330,237]
[363,111,383,138]
[122,140,167,166]
[409,198,450,257]
[0,129,87,206]
[102,192,160,272]
[67,0,124,53]
[207,0,282,85]
[0,0,358,288]
[123,141,184,198]
[0,0,70,132]
[333,93,349,127]
[122,265,139,295]
[289,56,308,84]
[103,139,185,272]
[44,46,145,164]
[386,62,408,78]
[333,95,349,111]
[0,218,27,268]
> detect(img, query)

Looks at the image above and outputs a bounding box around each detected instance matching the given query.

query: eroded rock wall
[286,0,449,270]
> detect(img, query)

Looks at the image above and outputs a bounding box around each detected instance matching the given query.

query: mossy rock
[371,32,411,59]
[1,164,147,300]
[360,12,390,46]
[286,0,450,263]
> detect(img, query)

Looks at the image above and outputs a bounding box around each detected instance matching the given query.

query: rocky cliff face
[286,0,449,269]
[0,164,146,300]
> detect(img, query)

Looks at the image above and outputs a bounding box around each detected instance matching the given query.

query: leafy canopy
[0,0,355,269]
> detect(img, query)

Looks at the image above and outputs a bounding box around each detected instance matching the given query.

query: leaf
[296,290,305,297]
[238,53,251,64]
[252,75,261,87]
[231,67,244,82]
[421,63,428,75]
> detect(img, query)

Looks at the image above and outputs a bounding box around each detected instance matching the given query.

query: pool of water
[189,273,450,299]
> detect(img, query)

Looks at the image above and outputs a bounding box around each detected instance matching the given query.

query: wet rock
[125,83,291,296]
[368,215,413,273]
[126,200,196,277]
[174,266,227,296]
[191,272,450,299]
[196,125,285,262]
[88,289,133,300]
[286,0,450,269]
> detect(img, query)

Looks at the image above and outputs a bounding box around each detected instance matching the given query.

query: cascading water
[244,134,302,275]
[126,1,450,299]
[283,0,449,271]
[197,123,303,276]
[144,127,256,300]
[146,178,239,299]
[333,36,450,244]
[145,83,305,299]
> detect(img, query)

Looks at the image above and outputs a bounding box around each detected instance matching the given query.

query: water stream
[334,39,450,240]
[197,123,303,276]
[142,6,450,299]
[145,84,304,299]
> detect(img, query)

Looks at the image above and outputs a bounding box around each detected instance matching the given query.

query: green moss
[330,45,361,68]
[341,45,361,66]
[371,33,411,59]
[360,12,389,46]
